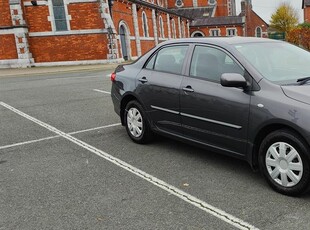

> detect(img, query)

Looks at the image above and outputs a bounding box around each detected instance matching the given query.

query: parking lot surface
[1,68,310,230]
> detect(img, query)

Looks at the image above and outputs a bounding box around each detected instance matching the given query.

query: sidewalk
[0,63,121,78]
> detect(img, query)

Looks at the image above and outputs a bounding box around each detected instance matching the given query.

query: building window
[181,21,185,38]
[52,0,68,31]
[210,29,220,37]
[208,0,216,5]
[171,19,176,38]
[142,12,149,37]
[192,31,204,37]
[159,16,165,38]
[255,27,262,37]
[226,28,237,36]
[175,0,183,8]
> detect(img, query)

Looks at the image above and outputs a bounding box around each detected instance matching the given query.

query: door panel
[180,45,250,155]
[135,45,189,134]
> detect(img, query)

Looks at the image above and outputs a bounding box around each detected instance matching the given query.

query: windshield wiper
[297,77,310,85]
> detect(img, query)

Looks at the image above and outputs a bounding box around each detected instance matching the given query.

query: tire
[124,100,153,144]
[258,129,310,196]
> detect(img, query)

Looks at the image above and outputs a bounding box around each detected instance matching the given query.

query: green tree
[270,3,299,36]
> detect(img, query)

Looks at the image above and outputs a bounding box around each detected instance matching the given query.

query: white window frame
[142,11,149,37]
[226,28,237,36]
[175,0,184,8]
[159,16,165,38]
[209,29,220,37]
[191,31,205,37]
[255,26,262,37]
[171,19,176,38]
[208,0,216,5]
[47,0,71,33]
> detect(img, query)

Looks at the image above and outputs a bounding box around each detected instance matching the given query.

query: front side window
[52,0,68,31]
[190,46,243,82]
[149,46,188,74]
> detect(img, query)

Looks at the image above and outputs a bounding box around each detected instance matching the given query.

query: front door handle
[139,77,148,83]
[182,86,194,93]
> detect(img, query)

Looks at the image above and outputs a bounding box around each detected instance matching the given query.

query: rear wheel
[259,129,310,196]
[124,100,153,144]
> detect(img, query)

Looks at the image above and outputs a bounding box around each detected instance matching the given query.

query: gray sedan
[111,37,310,196]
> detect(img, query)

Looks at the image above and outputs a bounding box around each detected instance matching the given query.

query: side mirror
[220,73,248,88]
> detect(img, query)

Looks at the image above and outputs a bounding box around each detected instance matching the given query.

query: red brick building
[0,0,190,68]
[182,0,268,38]
[0,0,268,68]
[303,0,310,22]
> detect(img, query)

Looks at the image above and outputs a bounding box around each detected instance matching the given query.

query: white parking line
[0,123,121,150]
[93,89,111,94]
[0,101,258,230]
[0,136,59,150]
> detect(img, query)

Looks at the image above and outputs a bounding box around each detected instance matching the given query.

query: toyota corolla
[111,37,310,196]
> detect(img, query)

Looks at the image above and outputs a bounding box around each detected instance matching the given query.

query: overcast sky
[235,0,304,23]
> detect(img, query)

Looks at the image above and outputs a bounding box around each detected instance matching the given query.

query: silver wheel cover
[266,142,303,187]
[127,107,143,138]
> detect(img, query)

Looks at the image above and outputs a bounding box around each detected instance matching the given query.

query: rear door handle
[182,86,194,93]
[139,77,148,83]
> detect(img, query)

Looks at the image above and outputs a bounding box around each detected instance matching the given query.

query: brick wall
[0,34,18,59]
[140,40,156,54]
[29,34,108,62]
[24,6,51,32]
[215,0,229,17]
[0,0,12,26]
[305,6,310,23]
[244,7,268,37]
[190,25,243,37]
[69,3,104,30]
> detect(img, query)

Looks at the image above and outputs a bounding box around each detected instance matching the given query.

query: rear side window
[190,46,244,82]
[145,45,188,75]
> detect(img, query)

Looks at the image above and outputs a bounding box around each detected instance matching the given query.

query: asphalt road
[0,69,310,230]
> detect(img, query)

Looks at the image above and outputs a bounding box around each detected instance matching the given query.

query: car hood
[281,85,310,105]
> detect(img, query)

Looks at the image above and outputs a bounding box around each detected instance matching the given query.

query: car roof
[160,36,281,46]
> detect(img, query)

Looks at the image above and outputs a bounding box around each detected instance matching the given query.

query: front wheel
[259,129,310,196]
[124,100,153,144]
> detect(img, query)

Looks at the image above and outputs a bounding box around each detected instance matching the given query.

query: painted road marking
[0,123,121,150]
[93,89,111,94]
[0,101,258,230]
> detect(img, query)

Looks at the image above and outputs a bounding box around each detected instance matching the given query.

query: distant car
[111,37,310,196]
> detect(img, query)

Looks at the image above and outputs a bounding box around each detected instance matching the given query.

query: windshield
[234,42,310,84]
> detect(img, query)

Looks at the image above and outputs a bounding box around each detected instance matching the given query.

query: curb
[0,63,120,78]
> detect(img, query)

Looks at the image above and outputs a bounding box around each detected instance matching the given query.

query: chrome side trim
[151,105,179,115]
[180,112,242,130]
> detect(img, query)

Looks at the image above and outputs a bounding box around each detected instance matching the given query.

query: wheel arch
[251,123,310,170]
[120,93,145,125]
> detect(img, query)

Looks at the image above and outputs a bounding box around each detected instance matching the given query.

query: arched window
[191,31,205,37]
[181,21,185,38]
[142,12,149,37]
[159,16,164,38]
[208,0,216,5]
[255,27,262,37]
[171,19,176,38]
